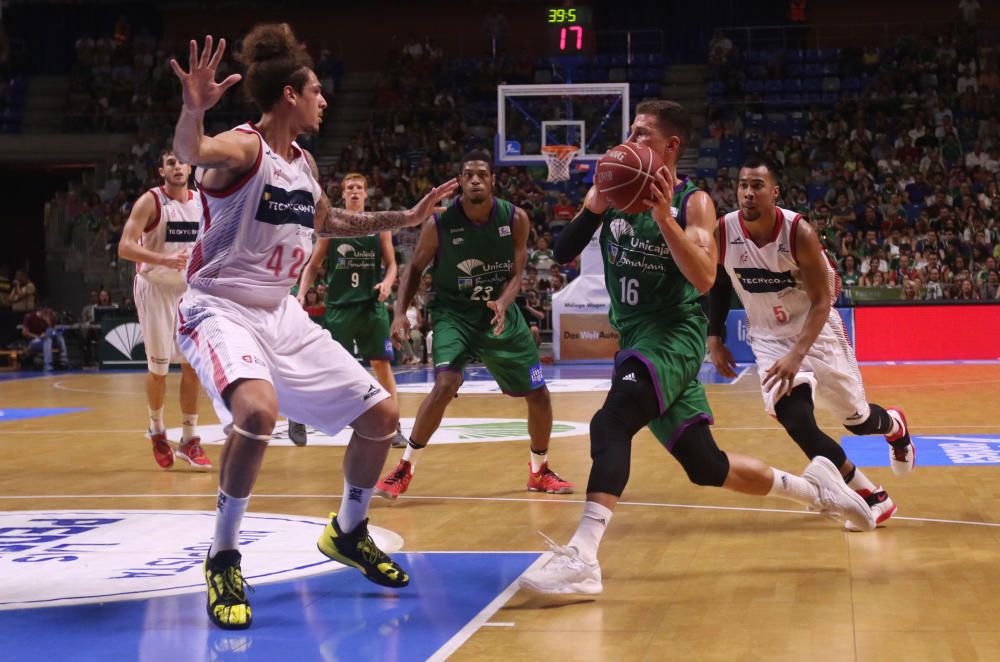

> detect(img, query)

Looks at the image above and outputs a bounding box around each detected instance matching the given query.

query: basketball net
[541,145,579,183]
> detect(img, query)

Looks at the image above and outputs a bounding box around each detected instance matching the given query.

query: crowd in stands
[17,22,1000,367]
[703,32,1000,301]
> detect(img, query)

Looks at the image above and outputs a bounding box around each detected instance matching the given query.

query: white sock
[885,411,902,438]
[402,441,424,472]
[209,489,249,558]
[847,467,877,494]
[337,481,372,533]
[530,448,548,473]
[148,406,165,434]
[767,468,819,507]
[568,501,613,564]
[182,413,199,442]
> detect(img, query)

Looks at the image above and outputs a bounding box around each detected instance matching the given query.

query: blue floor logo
[0,510,401,610]
[841,434,1000,466]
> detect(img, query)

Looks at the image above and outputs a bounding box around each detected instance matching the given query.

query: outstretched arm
[304,152,458,237]
[553,186,607,263]
[390,219,438,348]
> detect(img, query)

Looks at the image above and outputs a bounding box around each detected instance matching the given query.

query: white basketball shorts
[176,288,389,435]
[134,275,187,375]
[751,312,870,426]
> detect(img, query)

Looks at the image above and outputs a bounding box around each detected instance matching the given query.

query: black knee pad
[844,403,893,435]
[775,384,847,467]
[586,358,661,496]
[670,421,729,487]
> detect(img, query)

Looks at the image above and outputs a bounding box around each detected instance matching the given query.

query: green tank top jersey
[430,197,516,325]
[599,177,704,330]
[325,234,381,307]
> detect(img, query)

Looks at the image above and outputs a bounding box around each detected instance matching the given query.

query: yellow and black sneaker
[204,549,254,630]
[316,513,409,588]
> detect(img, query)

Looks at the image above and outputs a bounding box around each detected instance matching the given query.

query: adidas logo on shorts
[622,372,637,383]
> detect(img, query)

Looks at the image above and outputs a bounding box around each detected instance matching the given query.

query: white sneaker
[802,457,876,531]
[845,488,897,532]
[886,408,915,475]
[519,532,603,595]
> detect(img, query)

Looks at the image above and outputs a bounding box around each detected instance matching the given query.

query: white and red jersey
[188,122,322,308]
[138,186,202,286]
[719,206,841,339]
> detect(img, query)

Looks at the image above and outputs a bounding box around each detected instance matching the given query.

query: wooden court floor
[2,363,1000,661]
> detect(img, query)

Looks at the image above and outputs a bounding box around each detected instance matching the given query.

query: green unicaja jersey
[600,177,704,330]
[325,234,381,307]
[430,197,516,326]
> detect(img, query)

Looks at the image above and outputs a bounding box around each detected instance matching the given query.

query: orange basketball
[594,143,666,214]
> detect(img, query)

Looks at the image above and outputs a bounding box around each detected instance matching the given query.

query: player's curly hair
[237,23,314,112]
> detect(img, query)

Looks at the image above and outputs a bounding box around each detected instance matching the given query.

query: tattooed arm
[303,151,457,238]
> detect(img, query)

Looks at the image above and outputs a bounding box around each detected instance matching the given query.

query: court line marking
[427,553,547,662]
[3,493,1000,529]
[482,622,516,627]
[3,424,1000,436]
[45,374,1000,397]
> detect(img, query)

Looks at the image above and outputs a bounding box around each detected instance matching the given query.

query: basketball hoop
[542,145,580,183]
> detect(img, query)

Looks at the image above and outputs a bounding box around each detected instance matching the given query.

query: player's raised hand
[643,168,677,223]
[161,250,189,271]
[170,35,242,113]
[405,179,460,227]
[390,313,411,350]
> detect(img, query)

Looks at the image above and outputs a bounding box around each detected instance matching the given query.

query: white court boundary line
[3,423,1000,436]
[2,492,999,529]
[427,553,549,662]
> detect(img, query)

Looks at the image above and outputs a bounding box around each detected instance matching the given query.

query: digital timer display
[547,8,579,23]
[545,6,593,55]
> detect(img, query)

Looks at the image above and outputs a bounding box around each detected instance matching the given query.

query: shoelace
[215,565,254,604]
[183,442,205,459]
[383,464,409,486]
[357,532,388,565]
[537,531,580,564]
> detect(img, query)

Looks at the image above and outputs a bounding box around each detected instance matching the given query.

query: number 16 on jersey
[619,277,639,305]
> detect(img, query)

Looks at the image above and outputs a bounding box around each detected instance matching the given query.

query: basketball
[594,143,666,214]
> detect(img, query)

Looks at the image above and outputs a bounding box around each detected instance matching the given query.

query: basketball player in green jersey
[374,150,573,499]
[294,172,407,447]
[521,100,874,595]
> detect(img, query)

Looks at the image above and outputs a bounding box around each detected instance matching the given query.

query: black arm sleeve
[707,264,733,340]
[553,208,603,264]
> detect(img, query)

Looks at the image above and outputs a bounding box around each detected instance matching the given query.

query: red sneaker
[177,437,213,469]
[150,431,174,469]
[885,408,915,476]
[528,462,574,494]
[374,460,413,500]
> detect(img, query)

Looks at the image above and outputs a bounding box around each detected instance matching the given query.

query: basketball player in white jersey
[708,155,915,530]
[169,26,456,630]
[118,150,212,470]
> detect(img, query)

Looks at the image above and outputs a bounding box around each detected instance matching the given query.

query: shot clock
[545,6,593,56]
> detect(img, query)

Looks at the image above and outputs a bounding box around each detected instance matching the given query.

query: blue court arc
[0,551,539,661]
